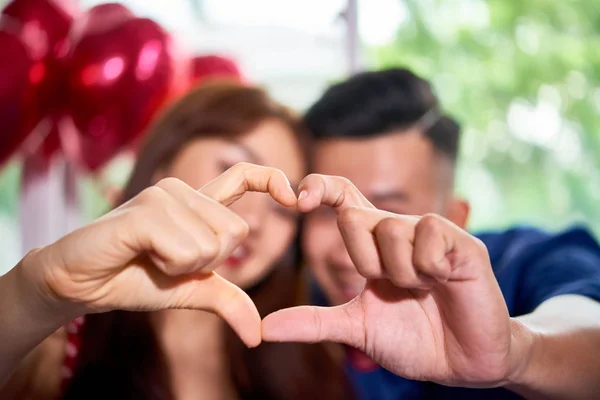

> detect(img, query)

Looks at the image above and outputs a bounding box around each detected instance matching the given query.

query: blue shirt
[313,226,600,400]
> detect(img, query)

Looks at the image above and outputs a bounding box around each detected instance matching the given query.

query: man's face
[303,129,466,305]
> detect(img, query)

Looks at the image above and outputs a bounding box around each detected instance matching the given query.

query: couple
[2,68,600,400]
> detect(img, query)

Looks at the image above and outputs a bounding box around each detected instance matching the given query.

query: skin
[262,129,600,399]
[151,119,304,400]
[302,129,467,306]
[161,118,304,290]
[0,161,296,387]
[0,119,304,400]
[3,124,600,399]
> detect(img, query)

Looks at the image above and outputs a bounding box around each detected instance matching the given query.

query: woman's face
[163,118,305,289]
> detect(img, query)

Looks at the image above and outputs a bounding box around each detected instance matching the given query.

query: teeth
[231,246,246,259]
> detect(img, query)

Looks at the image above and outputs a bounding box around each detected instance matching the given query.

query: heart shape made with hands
[261,173,518,387]
[37,162,516,387]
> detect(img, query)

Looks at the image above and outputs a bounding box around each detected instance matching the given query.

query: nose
[229,192,265,235]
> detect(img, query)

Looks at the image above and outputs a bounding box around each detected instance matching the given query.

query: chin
[222,271,263,291]
[218,271,244,286]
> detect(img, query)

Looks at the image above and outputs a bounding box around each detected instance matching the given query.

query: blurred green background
[371,0,600,234]
[1,0,599,271]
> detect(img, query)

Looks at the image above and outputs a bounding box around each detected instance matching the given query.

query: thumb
[168,272,262,347]
[261,302,364,349]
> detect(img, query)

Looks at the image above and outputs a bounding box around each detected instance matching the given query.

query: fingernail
[418,273,438,288]
[298,190,308,201]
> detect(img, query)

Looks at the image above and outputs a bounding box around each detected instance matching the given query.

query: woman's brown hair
[62,81,355,400]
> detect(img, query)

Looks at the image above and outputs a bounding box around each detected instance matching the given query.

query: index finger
[200,162,297,207]
[296,174,374,213]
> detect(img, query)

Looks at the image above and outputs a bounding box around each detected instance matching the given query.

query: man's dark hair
[304,68,460,162]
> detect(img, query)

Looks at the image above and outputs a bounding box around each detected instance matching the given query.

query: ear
[446,197,470,229]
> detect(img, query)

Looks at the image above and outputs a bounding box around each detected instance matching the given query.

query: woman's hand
[25,162,297,347]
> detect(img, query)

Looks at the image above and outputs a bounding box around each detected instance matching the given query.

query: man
[261,68,600,399]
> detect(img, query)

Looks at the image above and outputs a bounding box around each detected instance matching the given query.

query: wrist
[505,318,542,389]
[18,247,86,324]
[0,250,83,382]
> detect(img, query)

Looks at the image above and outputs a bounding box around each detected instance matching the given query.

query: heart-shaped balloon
[191,54,244,84]
[40,119,62,159]
[1,0,76,61]
[63,15,175,172]
[0,29,38,166]
[1,0,78,159]
[68,2,134,41]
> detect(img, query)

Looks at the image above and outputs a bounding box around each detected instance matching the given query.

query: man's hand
[263,174,530,387]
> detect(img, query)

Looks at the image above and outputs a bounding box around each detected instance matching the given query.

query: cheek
[257,217,296,262]
[413,195,446,216]
[302,219,333,267]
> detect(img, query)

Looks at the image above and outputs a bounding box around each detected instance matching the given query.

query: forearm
[506,295,600,400]
[0,250,79,387]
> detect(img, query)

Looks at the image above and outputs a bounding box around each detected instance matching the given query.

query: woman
[1,82,354,400]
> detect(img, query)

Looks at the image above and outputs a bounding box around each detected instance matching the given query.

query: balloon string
[19,118,53,158]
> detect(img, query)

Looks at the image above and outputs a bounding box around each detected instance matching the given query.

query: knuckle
[219,212,250,247]
[155,176,182,189]
[197,239,220,264]
[418,213,445,234]
[338,176,354,189]
[177,237,220,269]
[176,244,202,267]
[303,173,322,181]
[375,217,405,240]
[230,217,250,240]
[231,161,252,174]
[337,207,364,229]
[272,168,287,182]
[136,186,167,206]
[469,236,489,258]
[299,173,325,187]
[330,175,354,192]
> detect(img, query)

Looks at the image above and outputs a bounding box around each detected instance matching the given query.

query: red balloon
[1,0,78,159]
[69,3,134,41]
[191,54,244,84]
[40,120,62,158]
[64,16,175,171]
[1,0,76,61]
[0,30,38,166]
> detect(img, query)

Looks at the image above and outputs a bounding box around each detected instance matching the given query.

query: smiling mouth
[225,244,250,268]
